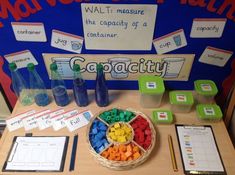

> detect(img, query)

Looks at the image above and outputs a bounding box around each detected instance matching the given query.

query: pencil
[168,135,178,172]
[69,134,78,171]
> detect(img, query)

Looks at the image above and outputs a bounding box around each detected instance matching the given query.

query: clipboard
[3,136,69,172]
[175,125,226,175]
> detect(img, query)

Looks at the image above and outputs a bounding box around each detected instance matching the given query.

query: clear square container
[169,91,194,113]
[138,75,165,108]
[194,80,218,104]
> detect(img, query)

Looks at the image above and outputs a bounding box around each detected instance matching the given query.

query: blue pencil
[69,134,78,171]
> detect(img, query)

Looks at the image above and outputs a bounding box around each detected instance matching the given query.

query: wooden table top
[0,90,234,175]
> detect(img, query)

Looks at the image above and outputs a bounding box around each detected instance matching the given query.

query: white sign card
[65,110,92,132]
[153,29,187,54]
[190,18,227,38]
[51,30,84,53]
[11,22,47,42]
[42,54,195,81]
[6,110,36,132]
[36,109,65,130]
[199,46,233,67]
[22,109,51,131]
[51,109,78,131]
[81,3,157,50]
[4,50,38,69]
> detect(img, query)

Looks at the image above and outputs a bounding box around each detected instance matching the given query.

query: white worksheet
[3,136,68,172]
[176,125,225,174]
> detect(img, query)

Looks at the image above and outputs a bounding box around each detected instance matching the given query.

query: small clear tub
[194,80,218,104]
[169,91,194,113]
[138,75,165,108]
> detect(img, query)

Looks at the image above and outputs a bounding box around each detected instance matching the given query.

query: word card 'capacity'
[190,18,227,38]
[81,3,157,50]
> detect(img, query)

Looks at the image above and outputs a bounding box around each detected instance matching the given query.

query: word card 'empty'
[11,22,47,42]
[6,110,36,132]
[190,18,226,38]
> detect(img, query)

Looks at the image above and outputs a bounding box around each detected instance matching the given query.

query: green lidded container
[152,110,173,124]
[169,91,194,113]
[194,80,218,104]
[138,75,165,108]
[196,104,223,120]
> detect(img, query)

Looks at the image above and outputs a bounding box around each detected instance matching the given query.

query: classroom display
[87,108,156,170]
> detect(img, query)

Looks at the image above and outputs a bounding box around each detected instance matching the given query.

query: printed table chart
[0,90,234,175]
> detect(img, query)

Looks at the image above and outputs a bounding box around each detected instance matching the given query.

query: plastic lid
[73,64,81,72]
[50,63,58,71]
[152,110,173,124]
[169,91,194,105]
[194,80,218,96]
[9,62,17,71]
[96,63,103,71]
[27,63,35,71]
[196,104,222,120]
[138,75,165,94]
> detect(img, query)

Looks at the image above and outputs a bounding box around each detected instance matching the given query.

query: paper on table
[4,136,68,172]
[176,125,225,174]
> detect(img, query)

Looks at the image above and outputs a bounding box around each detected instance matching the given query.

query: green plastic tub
[196,104,223,121]
[194,80,218,104]
[169,91,194,113]
[152,110,173,124]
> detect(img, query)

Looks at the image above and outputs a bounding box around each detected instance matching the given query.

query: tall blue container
[95,64,109,107]
[50,63,69,107]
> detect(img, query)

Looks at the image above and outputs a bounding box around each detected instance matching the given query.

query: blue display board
[0,0,234,90]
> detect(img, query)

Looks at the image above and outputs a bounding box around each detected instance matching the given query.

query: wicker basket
[86,108,156,170]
